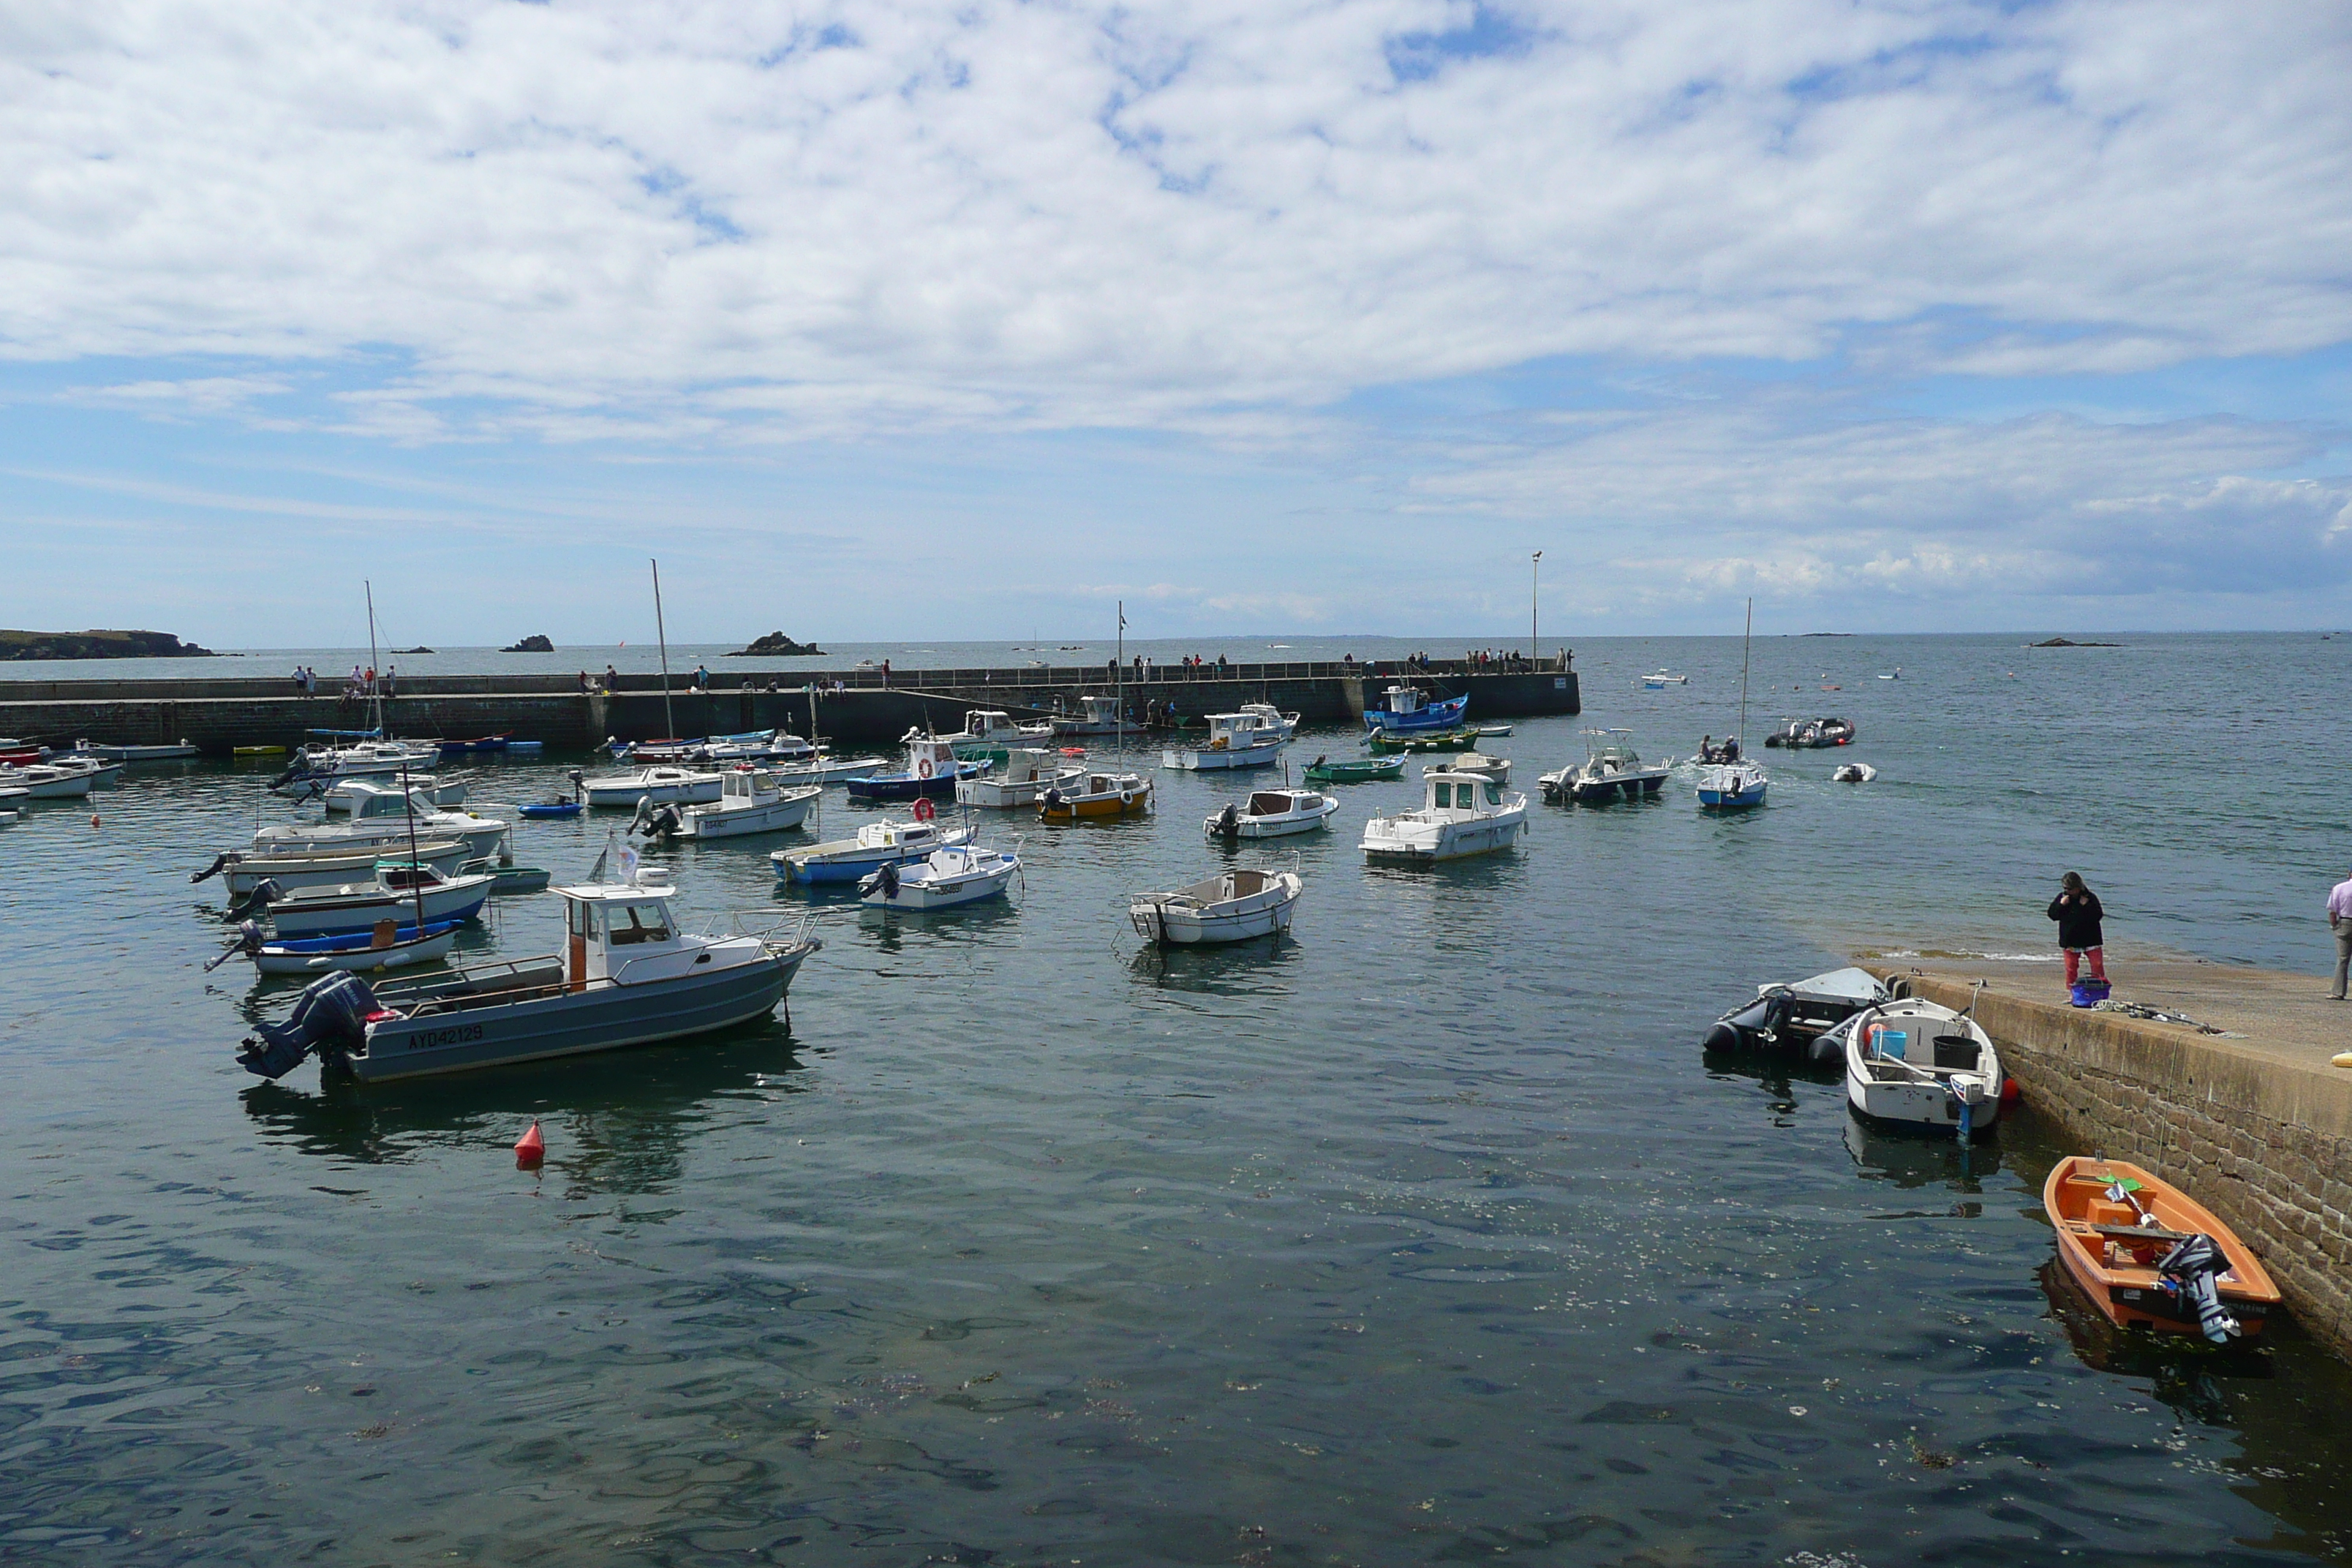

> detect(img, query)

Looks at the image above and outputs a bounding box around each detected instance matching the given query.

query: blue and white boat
[1363,685,1469,734]
[843,731,990,803]
[772,817,974,885]
[249,863,494,938]
[242,919,463,976]
[1697,599,1768,811]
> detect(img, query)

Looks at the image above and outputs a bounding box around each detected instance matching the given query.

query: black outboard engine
[235,878,286,918]
[634,802,685,839]
[237,972,380,1079]
[192,853,231,884]
[877,861,901,899]
[1215,802,1240,838]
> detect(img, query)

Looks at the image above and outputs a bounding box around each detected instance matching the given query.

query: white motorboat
[773,818,974,884]
[1236,702,1300,741]
[324,776,467,813]
[1130,865,1304,944]
[1833,762,1878,783]
[237,868,821,1084]
[948,709,1055,759]
[295,739,442,777]
[1539,729,1670,804]
[581,765,725,808]
[638,768,819,840]
[1205,788,1339,841]
[247,863,497,939]
[1838,999,2005,1138]
[1162,710,1288,772]
[958,748,1083,808]
[1051,694,1130,737]
[769,751,895,785]
[253,786,510,863]
[1426,751,1510,785]
[0,764,94,799]
[1639,670,1689,688]
[75,739,200,762]
[859,843,1022,910]
[1360,770,1529,864]
[48,757,125,787]
[196,837,474,898]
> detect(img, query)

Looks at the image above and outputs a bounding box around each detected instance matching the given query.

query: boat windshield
[606,903,673,945]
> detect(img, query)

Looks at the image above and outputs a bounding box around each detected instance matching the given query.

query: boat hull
[224,841,471,897]
[1303,760,1403,784]
[1569,769,1670,804]
[267,881,491,938]
[1364,694,1469,733]
[774,828,973,884]
[862,865,1017,910]
[1039,795,1150,821]
[582,776,723,807]
[1162,742,1285,772]
[1130,877,1301,944]
[2043,1156,2282,1338]
[1360,815,1526,864]
[255,923,460,975]
[676,792,818,839]
[843,769,975,802]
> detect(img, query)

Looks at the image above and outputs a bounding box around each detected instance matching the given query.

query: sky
[2,0,2348,645]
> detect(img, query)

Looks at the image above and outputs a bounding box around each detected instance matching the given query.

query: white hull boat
[0,764,94,799]
[1206,788,1339,840]
[769,753,894,785]
[1696,761,1769,809]
[1361,771,1528,864]
[250,866,496,939]
[1236,703,1300,741]
[1426,751,1509,785]
[1130,867,1303,944]
[200,838,473,897]
[1640,671,1689,688]
[254,786,509,863]
[243,919,463,976]
[859,845,1021,910]
[1052,695,1131,737]
[77,739,200,762]
[325,777,467,813]
[1839,999,2005,1138]
[774,819,974,884]
[295,739,442,777]
[581,766,725,807]
[1540,730,1671,804]
[638,769,819,840]
[1163,710,1289,772]
[958,749,1084,808]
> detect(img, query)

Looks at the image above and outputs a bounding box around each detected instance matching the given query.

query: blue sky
[2,0,2348,645]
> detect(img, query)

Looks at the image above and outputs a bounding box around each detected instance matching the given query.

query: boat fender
[192,853,231,885]
[1119,790,1134,807]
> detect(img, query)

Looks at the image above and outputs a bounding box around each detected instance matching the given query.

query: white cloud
[1,0,2347,434]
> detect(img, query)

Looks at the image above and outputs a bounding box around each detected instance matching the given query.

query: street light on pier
[1531,551,1543,664]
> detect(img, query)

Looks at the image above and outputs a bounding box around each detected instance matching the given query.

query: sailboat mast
[651,558,675,739]
[1115,600,1125,754]
[366,579,382,738]
[1736,596,1752,747]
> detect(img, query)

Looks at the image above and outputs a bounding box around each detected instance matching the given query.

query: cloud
[0,0,2346,435]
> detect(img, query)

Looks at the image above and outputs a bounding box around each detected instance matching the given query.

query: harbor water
[4,631,2351,1564]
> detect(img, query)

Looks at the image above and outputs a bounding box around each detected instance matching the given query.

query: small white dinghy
[638,767,819,839]
[579,765,724,807]
[1205,788,1339,841]
[1832,762,1877,783]
[1130,865,1303,944]
[1838,999,2005,1139]
[859,843,1022,910]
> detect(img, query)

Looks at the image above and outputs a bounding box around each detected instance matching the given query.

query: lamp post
[1531,551,1542,666]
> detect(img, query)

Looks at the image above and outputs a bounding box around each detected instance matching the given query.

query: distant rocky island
[2029,636,2119,648]
[392,645,434,655]
[500,634,555,653]
[728,631,826,657]
[0,628,214,661]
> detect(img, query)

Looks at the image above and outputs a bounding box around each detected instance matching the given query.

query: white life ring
[916,758,934,779]
[1118,790,1134,807]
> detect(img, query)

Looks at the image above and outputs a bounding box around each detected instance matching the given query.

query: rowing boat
[2043,1156,2280,1340]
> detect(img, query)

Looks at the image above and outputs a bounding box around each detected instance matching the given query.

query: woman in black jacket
[2048,872,2108,988]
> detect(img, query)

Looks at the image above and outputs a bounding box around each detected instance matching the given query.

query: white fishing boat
[1162,710,1287,772]
[772,818,974,884]
[75,739,200,762]
[1236,702,1300,741]
[1360,770,1529,864]
[1539,729,1670,804]
[637,767,820,840]
[1051,694,1130,737]
[947,709,1055,759]
[195,838,474,898]
[0,763,94,799]
[1205,788,1339,840]
[1427,751,1510,785]
[246,863,497,939]
[253,787,510,863]
[48,756,125,787]
[324,776,467,813]
[1640,670,1689,688]
[580,764,725,808]
[294,738,443,778]
[1697,600,1768,810]
[1129,865,1304,944]
[769,750,895,786]
[859,843,1022,910]
[958,748,1084,808]
[1836,998,2005,1138]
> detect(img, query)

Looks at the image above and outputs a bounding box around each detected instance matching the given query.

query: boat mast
[1736,596,1752,751]
[650,557,675,740]
[1115,599,1125,755]
[365,579,382,738]
[397,763,427,932]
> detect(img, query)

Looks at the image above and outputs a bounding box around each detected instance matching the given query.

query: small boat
[608,728,804,765]
[1878,667,1902,681]
[1360,770,1529,864]
[580,765,725,808]
[1302,753,1404,785]
[768,751,895,786]
[293,738,442,779]
[1764,717,1857,749]
[1474,724,1513,739]
[1051,695,1131,737]
[234,745,288,757]
[636,768,819,840]
[1426,751,1509,786]
[1365,726,1483,754]
[246,863,497,939]
[1363,685,1469,734]
[1836,999,2004,1138]
[0,764,94,799]
[236,868,821,1084]
[1703,966,1890,1053]
[482,864,552,894]
[519,798,583,819]
[1235,702,1300,741]
[957,748,1083,808]
[1205,788,1339,841]
[1832,762,1877,783]
[1038,771,1153,821]
[439,734,513,756]
[0,740,50,766]
[1539,729,1671,804]
[946,710,1055,763]
[42,757,123,788]
[195,838,473,898]
[1696,759,1769,810]
[772,818,973,884]
[1130,865,1303,944]
[1640,670,1690,687]
[859,843,1022,910]
[844,731,990,802]
[1162,710,1288,772]
[254,787,510,863]
[2043,1156,2281,1341]
[76,739,200,762]
[325,776,467,813]
[234,918,463,976]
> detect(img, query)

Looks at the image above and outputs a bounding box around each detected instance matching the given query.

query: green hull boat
[1303,755,1406,784]
[1365,727,1484,753]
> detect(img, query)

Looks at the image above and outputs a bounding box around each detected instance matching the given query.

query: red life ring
[913,797,936,821]
[916,758,935,778]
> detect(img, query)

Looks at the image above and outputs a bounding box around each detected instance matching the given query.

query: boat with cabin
[235,867,821,1084]
[947,710,1055,763]
[1428,751,1509,785]
[325,776,467,813]
[1539,729,1671,804]
[958,748,1083,808]
[1130,865,1304,944]
[1363,685,1469,734]
[195,837,474,898]
[844,731,990,802]
[635,768,820,840]
[1051,695,1131,738]
[1162,710,1288,772]
[772,818,974,885]
[1039,771,1153,821]
[1236,702,1300,740]
[0,763,95,799]
[1360,770,1529,864]
[1833,999,2005,1138]
[1206,789,1339,841]
[2043,1156,2281,1341]
[1639,670,1689,688]
[579,764,725,808]
[252,786,510,863]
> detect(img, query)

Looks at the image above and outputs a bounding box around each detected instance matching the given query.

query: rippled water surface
[6,632,2351,1565]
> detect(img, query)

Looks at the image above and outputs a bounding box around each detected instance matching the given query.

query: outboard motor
[1215,802,1240,838]
[236,972,380,1079]
[877,861,901,900]
[235,878,287,918]
[203,919,268,973]
[192,852,231,885]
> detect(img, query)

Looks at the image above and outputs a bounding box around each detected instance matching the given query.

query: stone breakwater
[1863,956,2352,1359]
[0,659,1579,753]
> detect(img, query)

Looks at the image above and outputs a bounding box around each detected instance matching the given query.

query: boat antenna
[1736,596,1752,751]
[366,578,383,739]
[651,557,675,741]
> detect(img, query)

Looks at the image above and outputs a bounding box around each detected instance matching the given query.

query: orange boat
[2043,1156,2280,1338]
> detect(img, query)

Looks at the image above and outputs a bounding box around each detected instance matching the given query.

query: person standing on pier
[2048,872,2108,993]
[2327,866,2352,1000]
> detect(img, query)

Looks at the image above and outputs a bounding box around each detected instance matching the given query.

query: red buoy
[514,1120,545,1167]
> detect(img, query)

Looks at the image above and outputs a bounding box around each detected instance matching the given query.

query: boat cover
[1783,967,1888,1004]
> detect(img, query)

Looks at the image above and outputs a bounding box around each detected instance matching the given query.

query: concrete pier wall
[0,660,1579,754]
[1865,960,2352,1359]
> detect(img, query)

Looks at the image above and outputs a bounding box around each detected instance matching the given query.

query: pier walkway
[1862,953,2352,1357]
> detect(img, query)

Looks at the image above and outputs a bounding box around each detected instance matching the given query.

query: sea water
[4,630,2350,1564]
